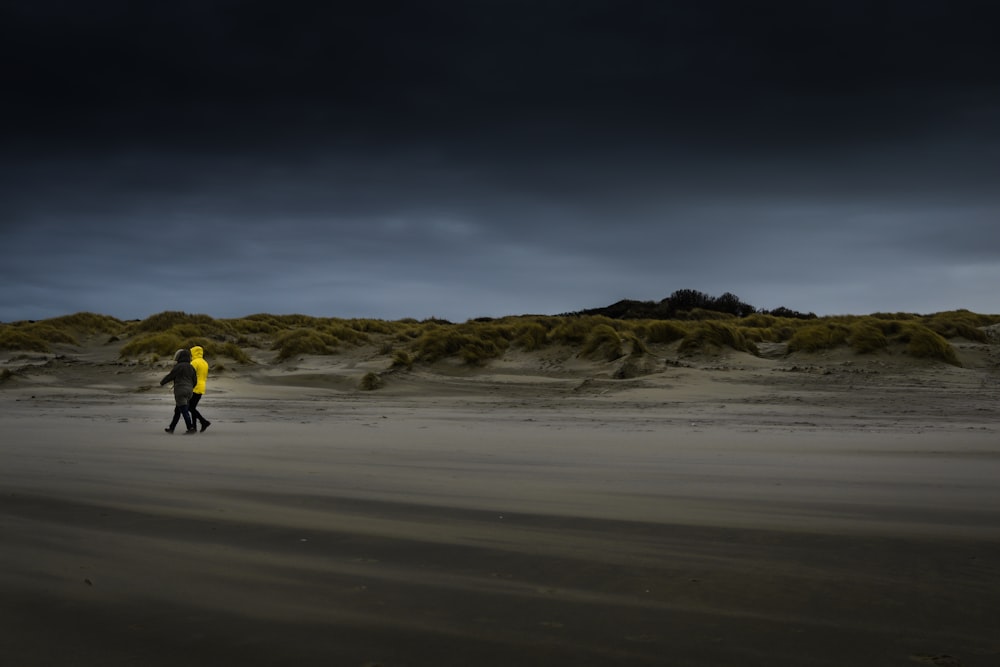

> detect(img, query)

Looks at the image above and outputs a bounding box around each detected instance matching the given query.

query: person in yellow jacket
[189,346,212,432]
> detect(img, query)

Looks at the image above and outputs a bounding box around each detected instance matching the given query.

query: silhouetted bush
[763,307,817,320]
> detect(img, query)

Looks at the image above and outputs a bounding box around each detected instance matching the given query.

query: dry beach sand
[2,333,999,666]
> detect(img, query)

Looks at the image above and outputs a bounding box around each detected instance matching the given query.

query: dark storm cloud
[2,1,999,321]
[8,0,999,150]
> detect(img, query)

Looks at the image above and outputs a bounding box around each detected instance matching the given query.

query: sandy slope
[1,336,999,666]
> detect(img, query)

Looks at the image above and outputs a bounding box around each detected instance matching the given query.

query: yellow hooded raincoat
[190,346,208,395]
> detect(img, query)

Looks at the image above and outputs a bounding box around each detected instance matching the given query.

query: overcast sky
[3,1,998,322]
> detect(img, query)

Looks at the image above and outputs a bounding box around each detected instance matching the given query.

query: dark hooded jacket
[160,348,198,396]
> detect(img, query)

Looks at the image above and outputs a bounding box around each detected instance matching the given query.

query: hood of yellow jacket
[190,346,204,359]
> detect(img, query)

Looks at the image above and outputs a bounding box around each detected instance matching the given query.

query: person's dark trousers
[189,392,209,430]
[169,405,194,431]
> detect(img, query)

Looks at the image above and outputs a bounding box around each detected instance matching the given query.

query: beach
[2,338,999,666]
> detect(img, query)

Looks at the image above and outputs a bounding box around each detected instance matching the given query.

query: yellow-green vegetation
[120,333,255,364]
[549,316,618,346]
[897,323,961,365]
[218,342,254,364]
[359,371,384,390]
[848,322,889,353]
[120,332,186,358]
[679,321,758,355]
[411,323,513,365]
[10,306,999,372]
[348,318,396,334]
[678,308,736,321]
[511,320,549,351]
[271,329,340,361]
[924,309,992,343]
[0,327,53,352]
[390,350,413,370]
[622,331,649,357]
[324,323,370,345]
[131,311,231,337]
[0,320,80,351]
[787,323,850,353]
[45,312,123,335]
[581,324,626,361]
[639,320,688,345]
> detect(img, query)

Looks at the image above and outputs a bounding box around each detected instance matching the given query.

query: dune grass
[9,306,998,372]
[271,329,340,361]
[848,321,889,353]
[787,324,850,353]
[411,324,513,365]
[0,321,81,352]
[679,321,758,355]
[580,324,625,361]
[897,323,961,365]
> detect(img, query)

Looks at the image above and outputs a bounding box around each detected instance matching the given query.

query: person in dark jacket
[161,348,198,434]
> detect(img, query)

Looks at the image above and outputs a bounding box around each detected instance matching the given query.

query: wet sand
[2,381,999,667]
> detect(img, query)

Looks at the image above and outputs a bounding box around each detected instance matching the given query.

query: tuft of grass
[229,316,280,335]
[849,321,888,354]
[641,321,687,345]
[681,308,736,321]
[924,310,990,343]
[120,333,185,358]
[897,324,961,365]
[580,324,625,361]
[325,323,370,345]
[786,324,849,353]
[217,341,254,364]
[390,350,413,370]
[45,312,123,335]
[614,359,642,379]
[359,372,384,391]
[740,313,780,328]
[1,368,14,382]
[411,327,510,366]
[131,311,213,333]
[548,316,618,346]
[0,327,51,352]
[348,318,397,335]
[512,322,549,351]
[622,331,649,357]
[679,321,758,355]
[271,329,339,361]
